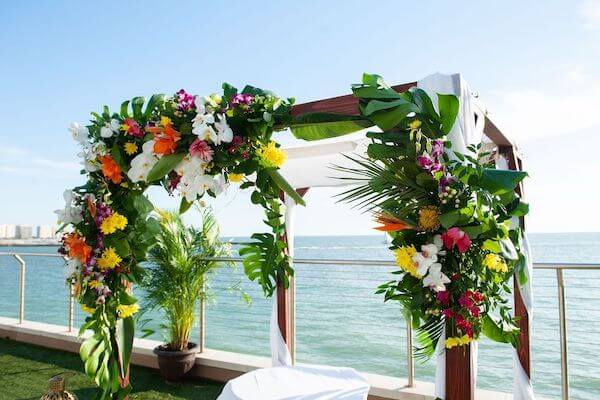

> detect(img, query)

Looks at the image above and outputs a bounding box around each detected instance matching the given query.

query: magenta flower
[437,290,450,305]
[417,155,442,174]
[123,118,143,138]
[441,227,472,253]
[231,93,254,106]
[189,139,214,162]
[431,140,444,158]
[176,89,196,111]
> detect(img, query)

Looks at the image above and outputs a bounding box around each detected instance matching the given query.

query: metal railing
[1,251,598,399]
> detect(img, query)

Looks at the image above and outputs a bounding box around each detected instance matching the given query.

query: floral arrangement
[56,84,304,398]
[337,74,529,357]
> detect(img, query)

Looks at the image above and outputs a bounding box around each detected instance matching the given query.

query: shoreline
[0,239,60,247]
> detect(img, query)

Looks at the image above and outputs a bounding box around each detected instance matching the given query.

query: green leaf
[367,143,405,159]
[266,169,306,206]
[439,210,460,228]
[146,153,185,183]
[352,86,402,99]
[437,93,459,134]
[115,317,135,379]
[483,239,501,253]
[289,112,373,141]
[478,169,528,195]
[104,234,131,257]
[132,194,154,214]
[143,94,165,119]
[363,98,412,116]
[408,87,439,121]
[368,102,420,131]
[510,201,529,217]
[120,101,130,118]
[179,197,193,214]
[111,144,127,171]
[131,97,145,120]
[482,315,511,343]
[499,237,519,260]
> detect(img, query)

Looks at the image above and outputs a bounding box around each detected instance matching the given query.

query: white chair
[217,302,370,400]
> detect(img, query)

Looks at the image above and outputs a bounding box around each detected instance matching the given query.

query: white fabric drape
[417,73,485,399]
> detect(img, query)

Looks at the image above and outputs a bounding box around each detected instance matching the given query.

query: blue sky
[1,1,599,235]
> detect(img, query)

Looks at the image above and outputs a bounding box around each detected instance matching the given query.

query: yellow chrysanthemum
[160,116,172,127]
[418,205,441,231]
[117,303,140,319]
[484,253,508,273]
[97,247,122,271]
[88,280,101,289]
[408,119,422,131]
[258,141,287,168]
[394,245,420,278]
[81,304,96,314]
[100,212,128,235]
[445,335,472,349]
[124,142,138,155]
[228,173,244,183]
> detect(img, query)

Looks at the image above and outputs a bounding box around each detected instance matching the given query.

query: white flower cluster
[127,141,158,182]
[54,189,83,225]
[192,97,233,145]
[68,122,107,172]
[413,235,451,292]
[174,155,226,202]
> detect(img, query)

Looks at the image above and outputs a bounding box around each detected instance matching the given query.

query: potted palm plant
[144,208,231,382]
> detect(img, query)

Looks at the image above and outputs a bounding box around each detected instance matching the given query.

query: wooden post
[445,320,475,400]
[276,188,309,355]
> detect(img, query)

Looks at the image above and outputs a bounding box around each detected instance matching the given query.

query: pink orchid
[189,139,214,162]
[441,227,472,253]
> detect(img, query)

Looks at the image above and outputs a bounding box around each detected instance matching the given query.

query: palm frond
[414,315,445,362]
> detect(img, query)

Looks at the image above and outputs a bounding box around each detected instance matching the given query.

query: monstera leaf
[289,112,373,141]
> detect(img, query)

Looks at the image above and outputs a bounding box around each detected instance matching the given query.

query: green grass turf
[0,338,223,400]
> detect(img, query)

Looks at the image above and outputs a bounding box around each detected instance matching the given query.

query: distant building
[36,225,55,239]
[15,225,33,239]
[0,224,17,239]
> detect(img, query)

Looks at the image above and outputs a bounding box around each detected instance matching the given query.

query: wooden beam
[291,82,512,149]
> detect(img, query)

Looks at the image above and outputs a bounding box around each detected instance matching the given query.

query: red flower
[470,307,481,317]
[441,227,472,253]
[443,309,455,318]
[437,291,450,306]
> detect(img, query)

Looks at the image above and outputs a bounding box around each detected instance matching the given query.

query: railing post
[557,268,570,400]
[68,282,74,332]
[199,279,206,353]
[13,254,25,324]
[406,316,415,387]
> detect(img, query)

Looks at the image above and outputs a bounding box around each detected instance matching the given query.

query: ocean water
[1,232,600,399]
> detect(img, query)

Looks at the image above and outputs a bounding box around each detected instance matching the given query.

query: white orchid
[214,114,234,144]
[175,155,206,179]
[423,263,451,292]
[69,122,89,146]
[194,124,218,143]
[177,174,215,203]
[212,173,228,196]
[413,251,437,277]
[55,189,83,224]
[100,119,120,138]
[127,141,159,182]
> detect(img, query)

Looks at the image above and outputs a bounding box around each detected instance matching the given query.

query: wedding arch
[57,73,532,400]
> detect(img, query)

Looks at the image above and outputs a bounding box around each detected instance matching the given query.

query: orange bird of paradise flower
[64,233,92,263]
[374,213,414,232]
[98,155,122,184]
[146,124,181,155]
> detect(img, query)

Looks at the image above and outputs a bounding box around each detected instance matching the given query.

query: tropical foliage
[143,208,232,352]
[56,84,306,398]
[337,74,529,358]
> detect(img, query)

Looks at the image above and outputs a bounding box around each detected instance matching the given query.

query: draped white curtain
[417,73,485,399]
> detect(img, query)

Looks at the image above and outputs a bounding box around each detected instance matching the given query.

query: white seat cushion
[218,364,370,400]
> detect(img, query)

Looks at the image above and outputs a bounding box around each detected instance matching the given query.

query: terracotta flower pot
[153,342,198,382]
